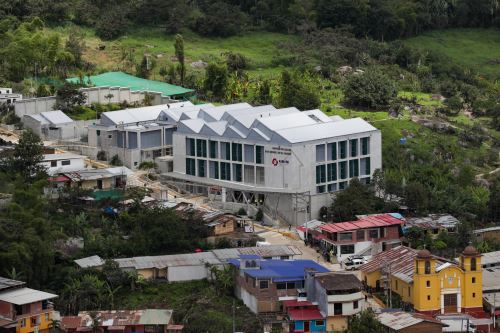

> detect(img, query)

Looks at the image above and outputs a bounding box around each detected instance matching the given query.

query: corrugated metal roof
[481,250,500,266]
[406,214,459,230]
[228,259,329,280]
[115,252,221,269]
[320,213,404,233]
[43,153,85,161]
[474,226,500,234]
[73,309,173,328]
[74,255,105,268]
[314,272,362,291]
[40,111,73,125]
[0,287,57,305]
[288,308,324,321]
[138,309,172,325]
[377,311,445,330]
[0,277,25,291]
[101,102,193,126]
[212,245,302,261]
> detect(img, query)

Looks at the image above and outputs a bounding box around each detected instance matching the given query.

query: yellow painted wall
[460,256,483,309]
[17,310,52,333]
[363,271,381,288]
[79,178,114,190]
[137,268,154,279]
[327,316,348,333]
[390,276,412,303]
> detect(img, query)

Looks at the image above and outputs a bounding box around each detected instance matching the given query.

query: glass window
[361,137,370,155]
[316,165,326,184]
[327,183,337,193]
[339,141,347,159]
[316,320,325,326]
[334,303,343,315]
[197,159,206,177]
[426,280,430,287]
[316,185,325,194]
[327,163,337,181]
[369,229,379,238]
[276,283,286,290]
[361,157,370,176]
[327,143,337,160]
[259,280,269,289]
[256,146,264,164]
[353,300,358,309]
[339,181,347,190]
[209,140,218,159]
[186,158,196,175]
[61,160,71,166]
[196,139,207,157]
[186,138,195,156]
[349,159,359,178]
[339,161,347,179]
[350,139,358,157]
[221,162,231,180]
[425,260,431,274]
[233,163,242,182]
[244,165,255,184]
[471,258,477,271]
[220,142,231,160]
[339,233,352,241]
[209,161,219,179]
[356,230,365,241]
[316,144,325,162]
[256,166,265,185]
[50,161,57,167]
[472,277,476,283]
[340,245,355,254]
[232,143,242,161]
[244,145,254,162]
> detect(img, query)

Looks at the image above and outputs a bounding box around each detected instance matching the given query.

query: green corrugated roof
[139,309,173,325]
[91,189,124,201]
[66,71,194,97]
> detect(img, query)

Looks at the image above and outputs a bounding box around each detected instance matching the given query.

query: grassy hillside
[405,28,500,77]
[51,26,297,79]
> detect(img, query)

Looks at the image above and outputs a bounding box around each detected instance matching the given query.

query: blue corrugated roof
[228,259,329,280]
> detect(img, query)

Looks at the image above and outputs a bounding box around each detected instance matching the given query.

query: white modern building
[41,153,86,175]
[87,101,206,169]
[168,104,381,222]
[0,88,22,104]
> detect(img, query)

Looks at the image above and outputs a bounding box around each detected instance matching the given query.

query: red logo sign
[272,158,278,166]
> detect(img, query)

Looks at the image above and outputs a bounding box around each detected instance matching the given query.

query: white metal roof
[101,101,193,126]
[74,255,105,268]
[377,312,442,330]
[40,111,73,125]
[481,250,500,266]
[0,287,57,305]
[43,153,85,161]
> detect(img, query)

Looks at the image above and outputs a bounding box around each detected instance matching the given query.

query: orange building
[0,277,58,333]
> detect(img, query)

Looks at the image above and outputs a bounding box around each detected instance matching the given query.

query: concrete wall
[167,265,210,282]
[42,157,86,175]
[15,87,177,117]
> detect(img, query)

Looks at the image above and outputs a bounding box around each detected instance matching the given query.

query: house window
[426,280,430,288]
[356,230,365,241]
[256,145,264,164]
[339,233,353,241]
[327,143,337,161]
[327,183,337,193]
[277,283,286,290]
[471,258,477,271]
[61,160,71,166]
[197,159,206,177]
[473,292,476,298]
[45,313,49,322]
[339,181,347,190]
[349,159,359,177]
[231,143,242,161]
[209,140,218,158]
[316,144,325,162]
[361,137,370,155]
[339,141,347,159]
[316,165,326,184]
[244,144,254,162]
[316,320,325,326]
[425,260,431,274]
[259,280,269,289]
[340,245,355,254]
[472,277,476,283]
[395,280,398,289]
[368,229,379,239]
[31,317,37,327]
[334,303,343,315]
[316,185,326,194]
[20,319,26,327]
[350,139,358,157]
[108,134,112,139]
[427,295,431,300]
[339,161,347,179]
[256,166,265,185]
[185,158,196,176]
[209,161,219,179]
[196,139,207,157]
[353,300,359,309]
[220,142,231,160]
[233,164,242,182]
[408,287,411,297]
[50,161,57,167]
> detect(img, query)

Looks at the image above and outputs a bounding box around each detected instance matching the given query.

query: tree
[254,78,272,105]
[276,70,320,110]
[136,55,154,79]
[96,10,129,40]
[192,2,249,37]
[343,70,397,109]
[55,83,86,113]
[110,155,122,166]
[174,34,185,85]
[347,309,385,333]
[9,129,45,182]
[65,28,86,68]
[223,51,248,74]
[203,63,229,101]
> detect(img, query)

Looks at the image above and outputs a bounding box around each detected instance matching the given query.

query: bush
[110,154,122,166]
[276,70,320,110]
[96,10,128,40]
[255,209,263,222]
[237,207,247,216]
[192,2,248,37]
[97,151,107,161]
[343,70,397,110]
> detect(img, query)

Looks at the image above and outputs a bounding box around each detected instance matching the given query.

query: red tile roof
[288,308,324,321]
[320,214,403,233]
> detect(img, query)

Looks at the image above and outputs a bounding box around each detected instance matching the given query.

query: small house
[377,311,446,333]
[23,111,76,140]
[41,153,86,176]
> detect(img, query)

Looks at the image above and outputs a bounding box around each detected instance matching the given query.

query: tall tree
[174,34,185,85]
[9,129,45,182]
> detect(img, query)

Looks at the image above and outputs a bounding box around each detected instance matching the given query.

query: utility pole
[493,293,497,329]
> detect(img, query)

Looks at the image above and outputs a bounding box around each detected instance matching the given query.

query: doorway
[304,321,310,332]
[443,293,458,313]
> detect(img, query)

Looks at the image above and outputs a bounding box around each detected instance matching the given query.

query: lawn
[404,28,500,77]
[50,26,298,79]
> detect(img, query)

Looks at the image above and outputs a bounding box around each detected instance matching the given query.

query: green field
[51,26,297,78]
[405,28,500,77]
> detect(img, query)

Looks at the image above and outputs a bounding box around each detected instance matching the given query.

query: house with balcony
[305,272,364,332]
[228,256,329,314]
[0,277,58,333]
[319,213,404,262]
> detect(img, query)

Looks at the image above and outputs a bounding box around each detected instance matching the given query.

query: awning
[495,310,500,315]
[273,278,303,283]
[48,176,71,182]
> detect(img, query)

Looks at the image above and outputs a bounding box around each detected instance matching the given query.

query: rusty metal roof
[72,309,173,328]
[0,277,25,291]
[378,311,445,330]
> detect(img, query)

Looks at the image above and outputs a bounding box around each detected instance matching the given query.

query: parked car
[342,256,368,270]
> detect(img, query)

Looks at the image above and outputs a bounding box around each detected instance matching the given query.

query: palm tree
[48,318,61,333]
[5,267,25,281]
[105,282,121,310]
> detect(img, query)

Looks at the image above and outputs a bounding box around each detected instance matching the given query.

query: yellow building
[360,245,484,317]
